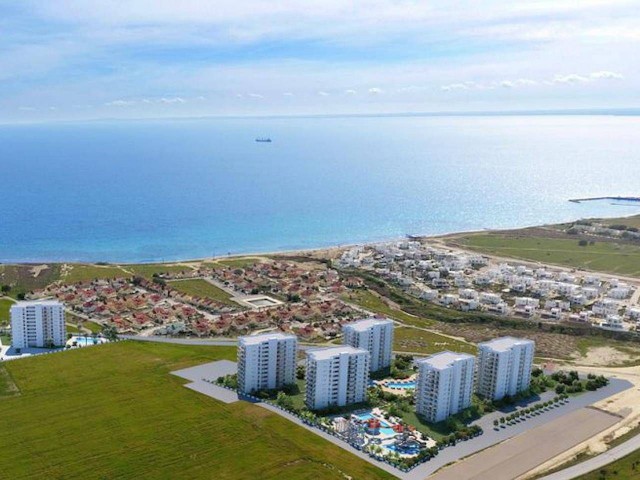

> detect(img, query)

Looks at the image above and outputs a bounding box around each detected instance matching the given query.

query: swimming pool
[355,412,391,428]
[67,336,108,347]
[385,381,416,389]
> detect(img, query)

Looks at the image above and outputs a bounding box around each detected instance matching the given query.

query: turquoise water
[386,381,416,389]
[1,115,639,262]
[356,412,391,427]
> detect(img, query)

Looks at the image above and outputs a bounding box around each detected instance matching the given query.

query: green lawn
[215,257,262,269]
[456,234,640,276]
[0,341,392,480]
[394,327,477,356]
[0,365,19,399]
[168,278,238,306]
[0,297,15,325]
[63,264,129,283]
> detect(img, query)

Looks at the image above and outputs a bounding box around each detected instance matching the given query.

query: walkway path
[539,434,640,480]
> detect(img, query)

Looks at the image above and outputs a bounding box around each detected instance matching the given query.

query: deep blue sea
[1,115,639,263]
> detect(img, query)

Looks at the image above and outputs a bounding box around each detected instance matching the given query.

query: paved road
[430,408,620,480]
[119,334,319,350]
[540,434,640,480]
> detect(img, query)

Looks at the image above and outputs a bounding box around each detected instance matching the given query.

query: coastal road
[539,434,640,480]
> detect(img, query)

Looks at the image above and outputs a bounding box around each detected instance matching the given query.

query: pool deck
[171,360,633,480]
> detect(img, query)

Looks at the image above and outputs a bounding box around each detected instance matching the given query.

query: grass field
[0,264,62,298]
[394,327,477,356]
[577,449,640,480]
[215,257,262,268]
[168,279,237,306]
[342,289,434,327]
[456,234,640,276]
[0,341,392,480]
[63,264,129,283]
[0,297,15,324]
[126,264,194,279]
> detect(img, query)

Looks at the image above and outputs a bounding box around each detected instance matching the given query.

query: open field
[576,448,640,480]
[126,263,195,279]
[214,257,264,268]
[0,365,19,399]
[0,297,15,324]
[394,327,477,356]
[168,278,237,306]
[62,264,129,283]
[343,289,434,327]
[454,233,640,277]
[0,264,62,298]
[0,341,392,480]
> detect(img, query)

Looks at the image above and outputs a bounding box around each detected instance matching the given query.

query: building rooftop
[418,351,474,370]
[12,300,63,307]
[238,332,297,346]
[307,345,369,361]
[479,336,534,352]
[343,317,393,332]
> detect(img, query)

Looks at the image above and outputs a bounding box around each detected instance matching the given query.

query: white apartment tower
[415,351,475,423]
[476,337,535,401]
[343,317,394,372]
[10,300,66,349]
[305,346,370,411]
[237,333,298,394]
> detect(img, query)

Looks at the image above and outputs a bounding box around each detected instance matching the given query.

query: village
[336,239,640,332]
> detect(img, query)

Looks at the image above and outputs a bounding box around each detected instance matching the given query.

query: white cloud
[344,89,357,95]
[589,70,623,79]
[317,91,330,96]
[247,93,264,98]
[368,87,383,94]
[159,96,186,104]
[553,74,591,84]
[282,92,294,96]
[105,99,135,106]
[515,78,537,86]
[500,80,515,88]
[18,106,37,111]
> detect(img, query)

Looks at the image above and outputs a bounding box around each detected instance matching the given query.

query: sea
[1,114,639,263]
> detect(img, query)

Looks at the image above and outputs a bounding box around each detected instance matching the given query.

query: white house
[415,351,475,423]
[305,346,370,410]
[237,333,298,394]
[343,317,394,372]
[10,300,66,349]
[476,337,535,401]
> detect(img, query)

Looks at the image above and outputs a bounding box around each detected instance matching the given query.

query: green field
[0,341,391,480]
[394,327,477,356]
[577,449,640,480]
[0,297,15,324]
[63,264,129,283]
[168,279,238,306]
[0,264,62,298]
[127,264,194,279]
[215,257,262,268]
[342,290,434,327]
[456,234,640,276]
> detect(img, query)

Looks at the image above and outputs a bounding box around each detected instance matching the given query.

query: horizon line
[2,106,640,126]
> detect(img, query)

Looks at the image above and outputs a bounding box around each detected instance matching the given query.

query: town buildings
[10,300,66,349]
[237,332,298,394]
[476,337,535,401]
[305,346,370,410]
[343,317,394,372]
[415,351,475,423]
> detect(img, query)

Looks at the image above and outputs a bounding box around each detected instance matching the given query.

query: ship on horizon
[255,137,272,143]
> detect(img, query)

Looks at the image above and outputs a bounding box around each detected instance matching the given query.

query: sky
[1,0,639,122]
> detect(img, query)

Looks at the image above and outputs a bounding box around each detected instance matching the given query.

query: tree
[276,392,294,411]
[578,239,588,247]
[296,365,305,380]
[0,284,11,294]
[555,383,566,394]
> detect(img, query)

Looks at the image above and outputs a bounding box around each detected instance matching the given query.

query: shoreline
[1,211,639,266]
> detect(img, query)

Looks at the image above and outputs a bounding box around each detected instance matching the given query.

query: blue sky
[1,0,638,122]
